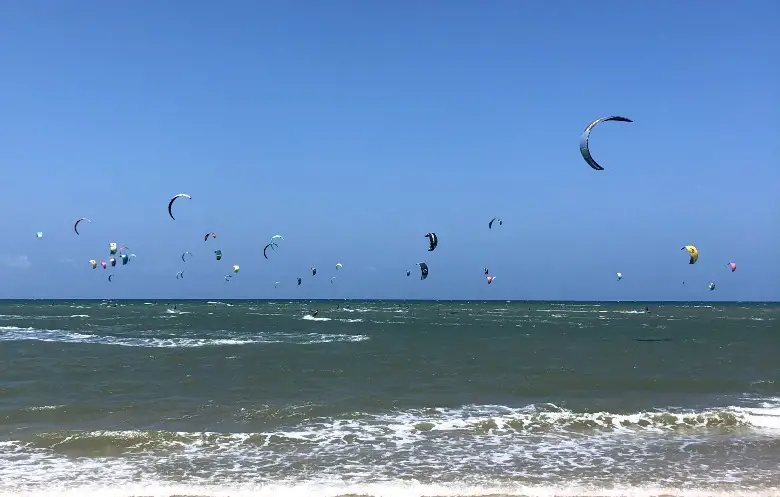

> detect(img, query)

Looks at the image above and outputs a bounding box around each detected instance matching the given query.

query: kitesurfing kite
[204,232,216,241]
[168,193,191,220]
[108,274,114,282]
[74,217,91,235]
[232,265,240,274]
[484,267,489,275]
[176,271,184,279]
[336,263,343,270]
[486,276,495,284]
[297,277,302,286]
[425,232,438,252]
[417,262,429,280]
[709,281,716,291]
[263,243,274,259]
[36,232,43,239]
[89,260,97,269]
[681,245,699,264]
[616,272,623,281]
[488,217,502,229]
[727,261,736,272]
[580,116,633,170]
[181,251,192,262]
[109,257,116,267]
[214,250,222,261]
[109,243,117,255]
[406,269,411,276]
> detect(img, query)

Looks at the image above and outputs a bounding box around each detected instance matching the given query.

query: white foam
[1,481,778,497]
[0,326,369,347]
[302,315,332,321]
[3,402,779,492]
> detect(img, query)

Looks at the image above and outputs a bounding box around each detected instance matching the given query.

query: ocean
[0,300,778,497]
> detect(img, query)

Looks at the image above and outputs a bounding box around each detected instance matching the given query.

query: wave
[0,326,370,347]
[11,404,779,453]
[9,401,780,455]
[302,315,331,321]
[3,402,780,494]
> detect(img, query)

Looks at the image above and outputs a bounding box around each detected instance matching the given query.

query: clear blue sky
[0,0,777,301]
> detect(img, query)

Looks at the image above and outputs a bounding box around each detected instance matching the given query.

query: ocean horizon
[2,298,778,303]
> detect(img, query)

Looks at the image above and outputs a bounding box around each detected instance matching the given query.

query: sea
[0,300,778,497]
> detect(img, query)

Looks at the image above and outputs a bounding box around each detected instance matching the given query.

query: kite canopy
[417,262,429,280]
[168,193,191,220]
[488,217,503,229]
[681,245,699,264]
[74,217,91,235]
[580,116,633,170]
[263,243,276,259]
[425,232,438,252]
[727,261,736,272]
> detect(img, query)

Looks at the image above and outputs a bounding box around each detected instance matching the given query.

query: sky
[0,0,777,301]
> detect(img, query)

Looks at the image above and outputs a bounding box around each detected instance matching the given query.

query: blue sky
[0,0,777,300]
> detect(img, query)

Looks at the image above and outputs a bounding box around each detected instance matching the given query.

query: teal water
[0,300,779,497]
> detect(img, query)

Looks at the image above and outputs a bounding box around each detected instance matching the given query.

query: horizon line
[0,298,777,304]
